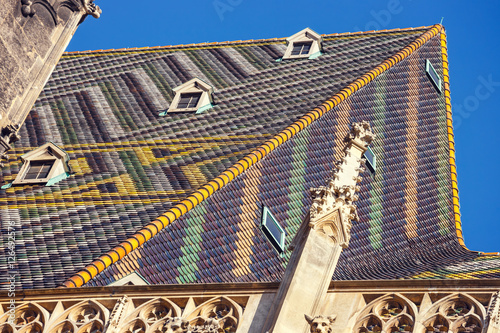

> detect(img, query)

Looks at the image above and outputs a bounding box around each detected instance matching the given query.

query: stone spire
[263,121,374,333]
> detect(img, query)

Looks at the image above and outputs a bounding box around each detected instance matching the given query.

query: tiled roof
[1,26,497,289]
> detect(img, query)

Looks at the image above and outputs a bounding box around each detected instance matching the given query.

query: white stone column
[262,122,375,333]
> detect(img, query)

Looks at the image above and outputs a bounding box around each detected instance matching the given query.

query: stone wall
[0,0,100,163]
[1,280,499,333]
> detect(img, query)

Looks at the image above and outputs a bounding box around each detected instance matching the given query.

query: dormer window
[282,28,323,60]
[163,78,214,114]
[12,142,71,186]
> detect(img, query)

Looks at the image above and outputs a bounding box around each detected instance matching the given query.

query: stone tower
[0,0,101,165]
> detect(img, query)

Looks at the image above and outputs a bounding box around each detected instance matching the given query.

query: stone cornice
[4,280,500,301]
[21,0,101,23]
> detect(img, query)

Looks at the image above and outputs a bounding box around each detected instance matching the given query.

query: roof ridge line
[63,24,443,288]
[62,26,432,58]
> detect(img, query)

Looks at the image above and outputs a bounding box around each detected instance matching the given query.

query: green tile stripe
[177,202,206,283]
[142,63,174,102]
[234,47,268,71]
[118,151,153,192]
[183,50,228,89]
[50,100,78,144]
[367,78,389,250]
[99,81,139,131]
[284,134,310,262]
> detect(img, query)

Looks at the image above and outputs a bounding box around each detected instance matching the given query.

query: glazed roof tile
[1,26,498,289]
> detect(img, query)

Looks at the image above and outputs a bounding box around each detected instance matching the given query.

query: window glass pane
[39,164,52,178]
[291,44,302,55]
[178,96,191,108]
[261,207,285,253]
[301,43,311,54]
[188,94,201,108]
[426,59,441,92]
[177,93,202,109]
[265,213,282,244]
[291,42,313,56]
[363,147,376,174]
[25,165,43,179]
[25,161,54,180]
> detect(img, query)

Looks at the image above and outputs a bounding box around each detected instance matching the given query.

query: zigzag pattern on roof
[88,26,492,285]
[1,26,430,289]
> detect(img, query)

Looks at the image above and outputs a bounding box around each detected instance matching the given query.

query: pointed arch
[420,293,486,325]
[353,294,417,333]
[451,315,482,333]
[17,322,43,333]
[0,323,15,333]
[45,300,108,333]
[422,314,449,333]
[355,315,383,333]
[49,320,76,333]
[357,294,417,321]
[120,297,181,328]
[76,319,103,333]
[183,296,242,332]
[385,313,414,333]
[118,318,146,333]
[1,303,49,333]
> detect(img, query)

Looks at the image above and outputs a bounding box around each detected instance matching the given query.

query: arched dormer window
[282,28,323,60]
[12,142,71,186]
[164,78,214,114]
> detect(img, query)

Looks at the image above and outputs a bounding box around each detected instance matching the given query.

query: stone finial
[309,121,374,248]
[305,314,336,333]
[349,121,375,150]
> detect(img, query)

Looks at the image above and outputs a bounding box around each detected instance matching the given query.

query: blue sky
[68,0,500,252]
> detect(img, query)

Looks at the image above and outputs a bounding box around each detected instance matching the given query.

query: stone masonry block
[22,15,52,58]
[0,0,17,26]
[0,36,20,85]
[2,14,37,71]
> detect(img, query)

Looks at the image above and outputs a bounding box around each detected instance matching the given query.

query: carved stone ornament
[305,314,336,333]
[82,0,101,18]
[162,317,189,333]
[349,121,375,150]
[487,291,500,329]
[0,125,21,167]
[309,121,374,248]
[21,0,101,22]
[105,296,129,333]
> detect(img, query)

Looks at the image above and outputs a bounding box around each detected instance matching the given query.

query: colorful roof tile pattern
[0,26,498,289]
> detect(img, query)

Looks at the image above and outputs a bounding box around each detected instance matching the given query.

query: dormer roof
[165,78,215,114]
[282,27,323,60]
